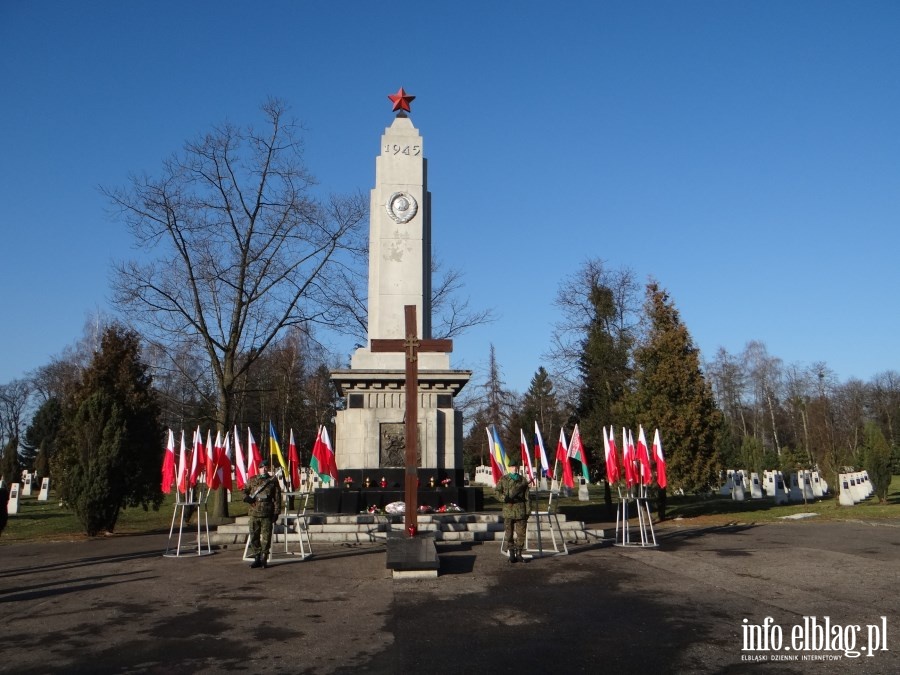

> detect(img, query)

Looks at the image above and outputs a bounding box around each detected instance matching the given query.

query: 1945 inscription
[383,144,421,156]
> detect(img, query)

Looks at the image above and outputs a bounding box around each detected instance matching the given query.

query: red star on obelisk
[388,86,415,113]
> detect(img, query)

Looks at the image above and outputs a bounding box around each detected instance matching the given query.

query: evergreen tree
[1,437,20,486]
[575,284,632,478]
[462,407,492,476]
[508,367,565,472]
[862,421,892,503]
[513,367,564,436]
[53,326,165,535]
[483,344,517,451]
[549,259,640,481]
[628,282,722,494]
[461,345,518,473]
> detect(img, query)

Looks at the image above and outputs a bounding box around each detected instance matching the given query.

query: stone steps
[209,512,605,546]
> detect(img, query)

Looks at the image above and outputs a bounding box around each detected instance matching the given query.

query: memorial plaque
[380,422,421,468]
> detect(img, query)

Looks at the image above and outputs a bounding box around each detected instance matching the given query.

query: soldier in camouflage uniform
[243,460,282,568]
[495,466,530,563]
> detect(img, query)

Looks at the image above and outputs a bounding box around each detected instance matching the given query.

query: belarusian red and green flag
[568,423,590,481]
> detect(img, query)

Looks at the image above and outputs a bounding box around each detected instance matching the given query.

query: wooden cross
[370,305,452,537]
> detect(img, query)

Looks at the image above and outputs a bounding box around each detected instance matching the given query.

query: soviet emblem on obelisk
[330,89,472,564]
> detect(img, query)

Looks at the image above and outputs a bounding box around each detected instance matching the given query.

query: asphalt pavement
[1,519,899,674]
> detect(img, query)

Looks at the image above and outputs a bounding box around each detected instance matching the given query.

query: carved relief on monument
[380,422,422,467]
[385,191,418,223]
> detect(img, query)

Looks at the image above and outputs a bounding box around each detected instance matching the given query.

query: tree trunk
[765,388,781,456]
[208,379,233,524]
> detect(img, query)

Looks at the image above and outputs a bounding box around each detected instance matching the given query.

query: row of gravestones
[2,473,52,515]
[721,469,830,504]
[474,465,590,501]
[837,471,874,506]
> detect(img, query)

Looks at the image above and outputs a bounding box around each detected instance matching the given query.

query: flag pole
[548,455,559,510]
[643,497,657,546]
[635,490,647,545]
[615,484,622,541]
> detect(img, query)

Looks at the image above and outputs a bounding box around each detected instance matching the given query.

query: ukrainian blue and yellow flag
[268,421,288,473]
[488,424,511,475]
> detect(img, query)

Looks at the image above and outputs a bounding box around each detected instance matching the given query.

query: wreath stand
[522,491,569,557]
[614,486,657,548]
[242,489,313,565]
[277,490,313,559]
[164,490,213,557]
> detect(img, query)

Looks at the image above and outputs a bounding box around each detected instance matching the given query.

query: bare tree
[429,257,495,339]
[806,363,844,488]
[104,100,367,518]
[30,312,113,405]
[460,344,520,468]
[335,252,495,344]
[547,258,640,391]
[783,363,814,463]
[870,370,900,447]
[0,379,32,481]
[0,379,32,449]
[833,377,869,464]
[144,339,214,432]
[743,340,784,456]
[107,100,364,425]
[706,347,749,438]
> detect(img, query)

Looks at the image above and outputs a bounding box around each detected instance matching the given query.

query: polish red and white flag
[177,430,189,494]
[653,428,667,489]
[233,426,248,489]
[637,426,653,486]
[161,429,176,494]
[218,430,233,491]
[520,428,536,484]
[603,426,620,484]
[247,427,261,478]
[622,427,637,487]
[288,428,301,489]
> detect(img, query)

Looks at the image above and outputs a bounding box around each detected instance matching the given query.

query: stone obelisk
[331,88,470,477]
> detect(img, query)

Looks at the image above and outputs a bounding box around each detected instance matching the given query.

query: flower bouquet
[343,476,354,488]
[417,504,434,514]
[436,503,463,513]
[441,477,452,487]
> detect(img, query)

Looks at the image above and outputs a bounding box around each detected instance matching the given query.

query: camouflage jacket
[244,473,282,519]
[495,473,530,520]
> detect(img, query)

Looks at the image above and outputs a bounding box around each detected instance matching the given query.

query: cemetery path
[0,520,898,674]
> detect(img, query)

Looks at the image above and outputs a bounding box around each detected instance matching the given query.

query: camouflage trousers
[247,516,274,558]
[504,517,528,551]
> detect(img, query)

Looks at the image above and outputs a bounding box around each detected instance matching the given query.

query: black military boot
[250,554,263,569]
[509,546,518,563]
[261,554,268,569]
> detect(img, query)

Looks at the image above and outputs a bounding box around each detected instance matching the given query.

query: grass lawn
[1,491,250,544]
[657,474,900,525]
[3,476,898,543]
[490,475,900,527]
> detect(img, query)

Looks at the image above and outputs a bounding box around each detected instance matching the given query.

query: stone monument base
[313,482,484,514]
[386,531,439,578]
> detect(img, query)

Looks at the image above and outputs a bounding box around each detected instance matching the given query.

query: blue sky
[2,1,898,396]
